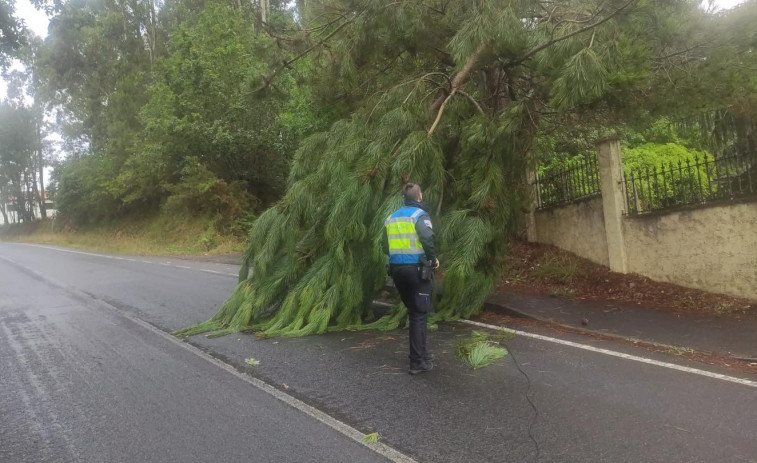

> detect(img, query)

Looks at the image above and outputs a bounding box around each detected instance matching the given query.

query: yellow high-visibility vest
[385,206,425,264]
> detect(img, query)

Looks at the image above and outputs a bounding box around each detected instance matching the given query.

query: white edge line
[8,242,756,392]
[104,301,416,463]
[461,319,757,388]
[9,243,239,278]
[7,247,754,411]
[0,254,416,463]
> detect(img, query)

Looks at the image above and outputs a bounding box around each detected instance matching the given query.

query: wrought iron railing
[623,151,757,215]
[535,155,601,209]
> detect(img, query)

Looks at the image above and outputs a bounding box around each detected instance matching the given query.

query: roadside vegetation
[1,0,756,338]
[0,214,245,256]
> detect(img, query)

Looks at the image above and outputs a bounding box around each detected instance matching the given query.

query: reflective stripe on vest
[385,207,425,264]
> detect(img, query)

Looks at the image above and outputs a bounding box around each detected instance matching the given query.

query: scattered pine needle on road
[456,330,513,370]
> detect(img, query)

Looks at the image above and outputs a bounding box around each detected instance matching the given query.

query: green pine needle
[465,342,507,369]
[456,330,511,370]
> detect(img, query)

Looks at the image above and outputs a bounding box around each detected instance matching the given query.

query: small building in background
[0,194,56,226]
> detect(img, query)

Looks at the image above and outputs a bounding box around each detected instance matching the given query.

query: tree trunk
[296,0,307,24]
[147,0,158,71]
[13,179,26,223]
[24,170,34,222]
[260,0,269,24]
[31,166,41,221]
[37,119,46,219]
[0,201,8,225]
[22,174,29,222]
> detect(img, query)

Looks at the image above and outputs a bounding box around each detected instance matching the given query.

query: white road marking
[8,243,239,277]
[0,254,416,463]
[461,319,757,388]
[6,243,756,389]
[99,298,416,463]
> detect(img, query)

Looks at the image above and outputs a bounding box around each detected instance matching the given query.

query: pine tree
[176,0,721,338]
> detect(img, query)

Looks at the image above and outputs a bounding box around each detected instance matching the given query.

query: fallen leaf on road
[363,433,380,443]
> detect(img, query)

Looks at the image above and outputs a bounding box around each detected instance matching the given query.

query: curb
[483,299,757,362]
[483,300,542,321]
[381,280,757,363]
[482,299,712,353]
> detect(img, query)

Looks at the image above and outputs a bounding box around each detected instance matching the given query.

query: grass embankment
[0,214,245,256]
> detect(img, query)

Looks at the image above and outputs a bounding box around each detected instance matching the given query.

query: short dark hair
[402,183,422,202]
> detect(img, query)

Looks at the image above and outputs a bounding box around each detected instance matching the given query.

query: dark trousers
[391,265,432,366]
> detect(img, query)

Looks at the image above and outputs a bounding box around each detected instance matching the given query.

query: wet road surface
[1,242,756,463]
[0,245,391,463]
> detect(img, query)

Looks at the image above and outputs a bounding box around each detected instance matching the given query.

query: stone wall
[527,139,757,301]
[622,201,757,300]
[533,196,609,267]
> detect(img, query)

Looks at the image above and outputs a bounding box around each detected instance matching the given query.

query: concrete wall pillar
[596,137,628,273]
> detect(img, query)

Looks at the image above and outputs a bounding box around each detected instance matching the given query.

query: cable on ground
[503,340,541,462]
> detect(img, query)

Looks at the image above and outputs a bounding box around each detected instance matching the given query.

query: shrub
[622,142,713,210]
[162,157,256,229]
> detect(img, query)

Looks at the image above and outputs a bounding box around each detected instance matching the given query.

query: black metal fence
[535,155,601,209]
[623,151,757,215]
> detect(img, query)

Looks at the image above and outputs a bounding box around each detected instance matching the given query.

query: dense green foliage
[111,4,294,211]
[536,136,713,208]
[622,142,714,211]
[3,0,757,336]
[623,143,711,175]
[36,0,317,227]
[178,0,757,337]
[0,103,38,223]
[0,0,21,69]
[0,31,50,224]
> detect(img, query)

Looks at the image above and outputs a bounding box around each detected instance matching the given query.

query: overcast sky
[0,0,750,99]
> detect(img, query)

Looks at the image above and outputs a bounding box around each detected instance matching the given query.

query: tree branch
[509,0,638,67]
[654,43,709,63]
[427,88,456,137]
[429,45,456,67]
[458,90,485,115]
[254,17,355,93]
[427,43,488,136]
[450,43,488,89]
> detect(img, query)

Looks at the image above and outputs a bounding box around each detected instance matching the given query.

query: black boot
[408,359,433,375]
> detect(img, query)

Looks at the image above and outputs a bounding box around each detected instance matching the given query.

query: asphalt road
[1,242,756,463]
[0,244,390,463]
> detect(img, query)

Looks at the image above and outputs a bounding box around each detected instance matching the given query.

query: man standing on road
[383,183,439,375]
